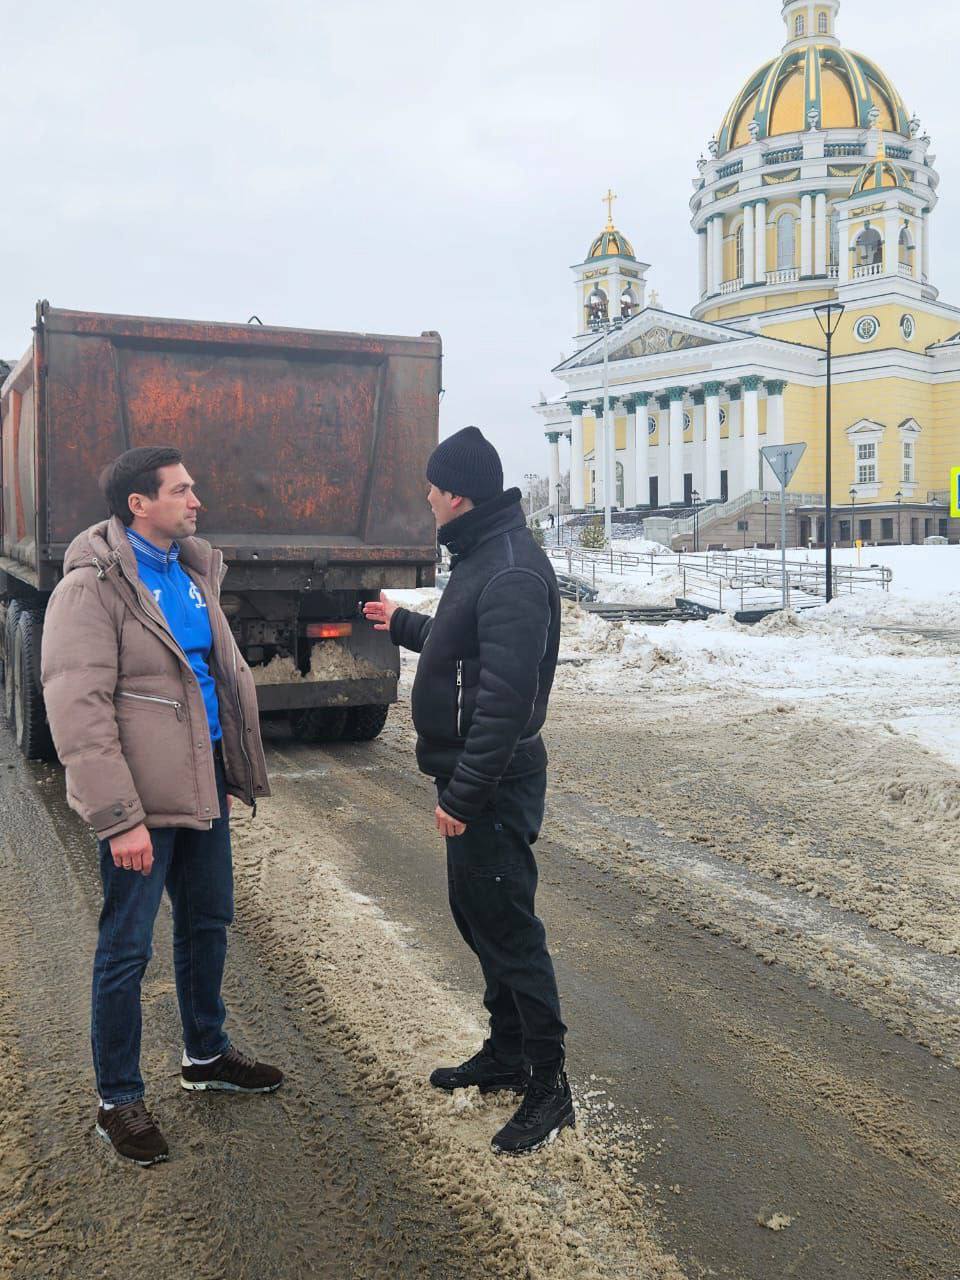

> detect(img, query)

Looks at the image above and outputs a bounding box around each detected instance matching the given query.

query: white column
[742,377,761,494]
[921,214,931,283]
[657,396,671,506]
[726,389,742,498]
[704,382,722,501]
[623,400,637,507]
[546,432,561,509]
[883,212,900,278]
[755,200,768,283]
[636,395,650,506]
[814,193,827,275]
[668,388,686,504]
[569,403,585,509]
[591,401,605,508]
[743,203,756,286]
[838,214,852,284]
[706,218,715,294]
[800,193,813,277]
[711,216,722,294]
[691,393,705,497]
[698,231,708,297]
[761,380,786,487]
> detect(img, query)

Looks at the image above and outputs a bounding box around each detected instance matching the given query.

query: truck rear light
[306,622,353,639]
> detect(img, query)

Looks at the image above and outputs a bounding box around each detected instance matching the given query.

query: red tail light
[306,622,353,639]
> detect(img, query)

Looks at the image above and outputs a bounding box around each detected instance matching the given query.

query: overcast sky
[1,0,956,486]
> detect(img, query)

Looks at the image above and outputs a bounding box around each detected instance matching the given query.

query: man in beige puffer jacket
[42,445,281,1167]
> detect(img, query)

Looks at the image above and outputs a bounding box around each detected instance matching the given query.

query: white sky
[0,0,956,486]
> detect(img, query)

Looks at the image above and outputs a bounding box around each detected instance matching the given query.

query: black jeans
[92,751,233,1104]
[437,769,566,1068]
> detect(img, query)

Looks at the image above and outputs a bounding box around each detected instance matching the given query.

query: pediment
[845,418,886,436]
[554,308,740,372]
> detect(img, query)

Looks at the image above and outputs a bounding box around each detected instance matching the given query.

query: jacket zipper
[232,642,256,815]
[456,660,464,737]
[118,690,184,720]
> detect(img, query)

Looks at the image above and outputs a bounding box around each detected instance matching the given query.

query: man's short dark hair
[99,446,184,527]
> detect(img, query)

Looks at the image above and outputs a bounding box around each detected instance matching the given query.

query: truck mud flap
[254,675,398,714]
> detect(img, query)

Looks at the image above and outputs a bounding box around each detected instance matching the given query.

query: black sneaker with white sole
[491,1068,575,1155]
[430,1041,529,1095]
[96,1100,169,1167]
[180,1046,283,1094]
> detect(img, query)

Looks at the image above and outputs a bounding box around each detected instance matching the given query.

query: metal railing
[679,552,892,612]
[660,489,826,539]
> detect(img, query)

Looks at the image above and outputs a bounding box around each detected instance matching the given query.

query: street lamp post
[692,490,701,552]
[849,485,857,548]
[763,493,770,545]
[895,489,903,544]
[556,481,562,545]
[814,302,845,603]
[523,472,538,518]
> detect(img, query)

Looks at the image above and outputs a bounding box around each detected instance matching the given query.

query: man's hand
[109,823,154,876]
[435,804,466,838]
[362,591,398,632]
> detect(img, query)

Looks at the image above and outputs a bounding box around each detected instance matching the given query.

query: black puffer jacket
[390,488,561,823]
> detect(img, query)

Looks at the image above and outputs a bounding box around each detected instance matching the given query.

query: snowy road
[2,576,960,1277]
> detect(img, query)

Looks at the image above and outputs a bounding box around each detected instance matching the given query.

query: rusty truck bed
[1,303,440,592]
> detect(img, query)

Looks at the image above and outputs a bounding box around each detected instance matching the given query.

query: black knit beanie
[426,426,504,503]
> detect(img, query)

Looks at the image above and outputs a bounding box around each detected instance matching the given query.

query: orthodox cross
[602,188,617,228]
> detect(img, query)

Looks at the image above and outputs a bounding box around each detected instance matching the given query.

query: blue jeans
[91,751,233,1105]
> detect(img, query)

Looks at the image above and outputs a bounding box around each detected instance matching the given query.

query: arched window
[855,226,882,268]
[818,11,828,33]
[619,284,639,320]
[828,209,840,266]
[899,227,914,267]
[795,13,805,36]
[777,212,796,269]
[735,225,744,280]
[615,461,624,508]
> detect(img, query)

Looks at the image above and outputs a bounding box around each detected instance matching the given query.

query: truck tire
[343,704,389,742]
[13,611,55,760]
[288,707,349,743]
[3,600,23,728]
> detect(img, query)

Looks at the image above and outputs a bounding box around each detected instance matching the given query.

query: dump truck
[0,302,440,759]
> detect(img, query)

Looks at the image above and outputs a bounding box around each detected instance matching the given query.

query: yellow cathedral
[536,0,959,548]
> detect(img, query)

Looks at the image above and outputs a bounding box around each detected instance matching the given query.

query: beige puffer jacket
[41,516,270,839]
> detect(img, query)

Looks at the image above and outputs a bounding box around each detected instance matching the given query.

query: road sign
[761,442,807,489]
[952,466,960,517]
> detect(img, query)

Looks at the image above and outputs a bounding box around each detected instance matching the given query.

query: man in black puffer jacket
[364,426,573,1156]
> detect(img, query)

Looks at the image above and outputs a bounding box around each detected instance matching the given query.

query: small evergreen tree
[529,518,545,547]
[579,517,607,550]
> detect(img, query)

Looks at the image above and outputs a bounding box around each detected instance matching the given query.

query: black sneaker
[430,1041,529,1095]
[491,1068,575,1155]
[180,1046,283,1094]
[96,1100,169,1167]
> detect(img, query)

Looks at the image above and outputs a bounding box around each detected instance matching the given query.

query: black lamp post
[556,482,562,544]
[895,489,903,544]
[692,490,701,552]
[849,485,857,547]
[763,493,770,545]
[814,302,846,602]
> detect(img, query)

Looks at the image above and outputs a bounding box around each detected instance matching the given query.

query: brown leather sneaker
[96,1101,169,1166]
[181,1046,283,1094]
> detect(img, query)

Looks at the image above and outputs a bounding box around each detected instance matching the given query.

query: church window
[818,11,828,33]
[795,14,805,35]
[828,209,839,266]
[857,443,876,462]
[855,226,882,268]
[777,212,796,269]
[854,314,880,342]
[881,518,894,541]
[735,225,744,281]
[899,227,913,268]
[858,463,877,484]
[903,439,915,482]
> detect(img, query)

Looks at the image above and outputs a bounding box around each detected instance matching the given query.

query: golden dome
[717,44,910,155]
[587,226,636,260]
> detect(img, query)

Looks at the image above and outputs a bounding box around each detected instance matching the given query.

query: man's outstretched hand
[363,591,398,632]
[435,805,466,838]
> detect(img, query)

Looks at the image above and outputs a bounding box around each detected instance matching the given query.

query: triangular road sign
[760,442,806,488]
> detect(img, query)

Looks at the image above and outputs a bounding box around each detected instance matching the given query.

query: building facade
[536,0,960,545]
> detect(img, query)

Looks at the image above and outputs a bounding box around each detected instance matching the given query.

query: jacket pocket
[114,692,197,819]
[116,690,184,719]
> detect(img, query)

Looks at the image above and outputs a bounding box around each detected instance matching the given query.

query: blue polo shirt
[126,528,223,742]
